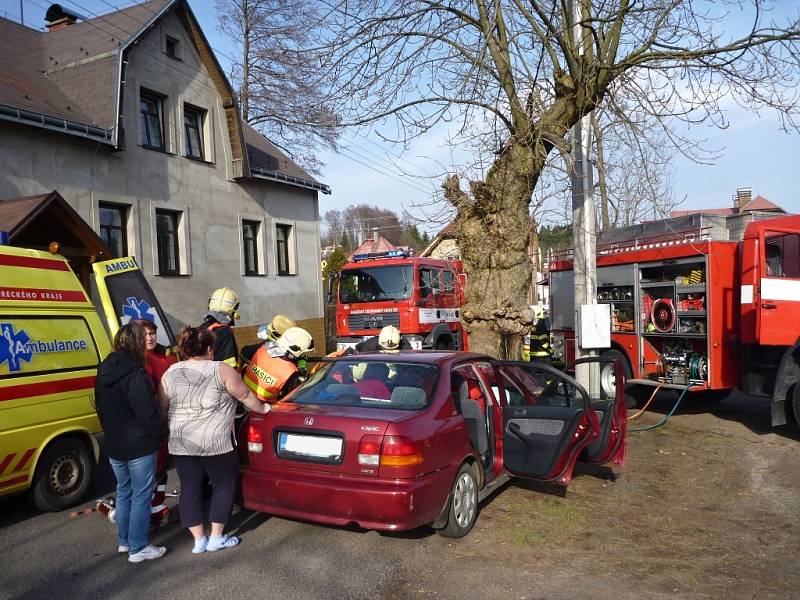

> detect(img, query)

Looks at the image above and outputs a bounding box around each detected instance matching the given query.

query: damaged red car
[239,352,626,538]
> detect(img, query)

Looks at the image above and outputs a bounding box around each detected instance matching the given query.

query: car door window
[493,360,594,484]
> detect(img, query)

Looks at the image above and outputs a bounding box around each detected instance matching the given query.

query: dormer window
[165,36,180,60]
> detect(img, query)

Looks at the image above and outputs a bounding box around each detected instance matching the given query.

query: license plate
[278,433,343,459]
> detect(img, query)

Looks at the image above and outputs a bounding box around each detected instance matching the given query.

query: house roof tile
[0,2,326,193]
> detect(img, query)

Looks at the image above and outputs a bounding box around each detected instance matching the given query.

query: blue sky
[6,0,799,233]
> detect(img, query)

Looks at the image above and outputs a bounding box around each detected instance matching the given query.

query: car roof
[334,350,492,367]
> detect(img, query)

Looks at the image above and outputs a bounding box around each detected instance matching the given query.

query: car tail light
[380,435,422,467]
[247,422,263,453]
[358,434,382,466]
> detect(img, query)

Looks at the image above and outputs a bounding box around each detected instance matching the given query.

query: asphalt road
[0,459,423,600]
[2,392,798,600]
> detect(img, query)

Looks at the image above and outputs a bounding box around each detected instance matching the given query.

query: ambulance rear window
[0,316,100,377]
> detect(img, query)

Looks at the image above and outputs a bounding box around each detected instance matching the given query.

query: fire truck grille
[348,312,401,330]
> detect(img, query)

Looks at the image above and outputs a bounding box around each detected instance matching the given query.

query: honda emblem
[304,417,314,426]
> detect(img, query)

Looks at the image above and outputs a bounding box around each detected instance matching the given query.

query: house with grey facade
[0,1,329,338]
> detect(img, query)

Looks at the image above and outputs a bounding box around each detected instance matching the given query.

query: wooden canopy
[0,190,111,290]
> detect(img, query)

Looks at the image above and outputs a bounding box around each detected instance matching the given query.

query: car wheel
[29,438,93,512]
[792,384,800,425]
[437,463,478,538]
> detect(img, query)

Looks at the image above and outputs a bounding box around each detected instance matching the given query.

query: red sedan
[240,352,626,538]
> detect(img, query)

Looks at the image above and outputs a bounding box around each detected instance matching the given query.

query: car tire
[437,463,478,538]
[792,383,800,425]
[29,438,93,512]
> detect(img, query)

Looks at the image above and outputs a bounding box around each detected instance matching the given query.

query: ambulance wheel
[30,438,93,512]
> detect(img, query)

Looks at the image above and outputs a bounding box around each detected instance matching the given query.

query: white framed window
[275,222,297,276]
[149,203,191,276]
[98,203,129,258]
[183,103,206,160]
[140,90,165,151]
[239,215,267,276]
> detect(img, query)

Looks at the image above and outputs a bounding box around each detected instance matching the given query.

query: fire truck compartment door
[758,229,800,346]
[597,265,635,287]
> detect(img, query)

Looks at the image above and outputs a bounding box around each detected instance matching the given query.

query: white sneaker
[118,545,129,554]
[128,544,167,563]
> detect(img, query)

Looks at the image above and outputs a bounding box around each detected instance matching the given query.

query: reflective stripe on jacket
[243,345,298,402]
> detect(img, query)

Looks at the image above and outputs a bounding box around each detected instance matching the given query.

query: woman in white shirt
[158,326,269,554]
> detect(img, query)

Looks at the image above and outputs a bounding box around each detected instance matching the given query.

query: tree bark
[241,5,250,121]
[444,141,540,359]
[592,113,610,231]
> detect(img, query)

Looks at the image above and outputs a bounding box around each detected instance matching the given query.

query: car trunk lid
[245,403,414,477]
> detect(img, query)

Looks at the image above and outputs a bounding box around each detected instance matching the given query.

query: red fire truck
[548,213,800,427]
[332,249,467,351]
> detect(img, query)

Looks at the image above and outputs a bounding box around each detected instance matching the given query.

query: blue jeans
[109,452,156,554]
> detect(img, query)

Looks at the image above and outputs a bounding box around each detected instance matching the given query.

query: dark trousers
[173,451,238,528]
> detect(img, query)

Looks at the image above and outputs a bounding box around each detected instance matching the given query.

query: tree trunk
[529,216,540,305]
[592,114,610,231]
[444,141,538,359]
[241,3,250,121]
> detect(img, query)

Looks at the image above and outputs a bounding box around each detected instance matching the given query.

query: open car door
[92,257,177,352]
[563,355,628,467]
[491,361,596,486]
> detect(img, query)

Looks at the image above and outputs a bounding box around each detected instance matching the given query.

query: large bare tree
[316,1,800,357]
[216,0,340,173]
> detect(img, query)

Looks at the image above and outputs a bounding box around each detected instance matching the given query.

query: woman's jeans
[109,452,156,554]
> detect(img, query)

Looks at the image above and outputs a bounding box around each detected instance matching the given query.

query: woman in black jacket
[95,322,169,564]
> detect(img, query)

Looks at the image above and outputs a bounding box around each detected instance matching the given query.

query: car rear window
[289,360,440,410]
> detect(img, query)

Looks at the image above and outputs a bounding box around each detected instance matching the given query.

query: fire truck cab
[548,213,800,427]
[333,249,466,351]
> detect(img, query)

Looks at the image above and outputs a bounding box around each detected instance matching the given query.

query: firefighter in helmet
[240,314,297,371]
[522,305,552,362]
[355,325,411,353]
[200,287,240,369]
[243,326,314,402]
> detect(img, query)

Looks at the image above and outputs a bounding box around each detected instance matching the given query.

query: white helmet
[208,287,240,320]
[277,327,315,358]
[378,325,401,351]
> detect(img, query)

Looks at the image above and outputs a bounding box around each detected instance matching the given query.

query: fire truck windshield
[339,265,413,303]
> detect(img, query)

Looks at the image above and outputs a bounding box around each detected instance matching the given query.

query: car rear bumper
[241,463,456,532]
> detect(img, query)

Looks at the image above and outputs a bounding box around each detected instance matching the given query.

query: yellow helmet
[277,327,315,358]
[208,287,240,320]
[533,305,545,322]
[267,315,297,340]
[378,325,401,351]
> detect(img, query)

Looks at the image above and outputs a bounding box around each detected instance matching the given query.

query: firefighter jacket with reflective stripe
[205,321,238,369]
[243,346,299,402]
[529,320,552,358]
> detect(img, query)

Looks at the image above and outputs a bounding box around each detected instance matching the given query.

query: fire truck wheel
[30,438,94,512]
[599,350,633,405]
[792,384,800,425]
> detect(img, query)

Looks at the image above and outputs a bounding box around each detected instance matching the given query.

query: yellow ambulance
[0,246,175,511]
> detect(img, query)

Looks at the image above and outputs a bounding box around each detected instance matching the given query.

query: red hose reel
[651,298,676,333]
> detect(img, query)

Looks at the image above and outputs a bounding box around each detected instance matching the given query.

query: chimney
[372,228,379,244]
[45,4,82,31]
[734,187,752,211]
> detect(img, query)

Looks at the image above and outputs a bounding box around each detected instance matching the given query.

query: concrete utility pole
[570,0,600,396]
